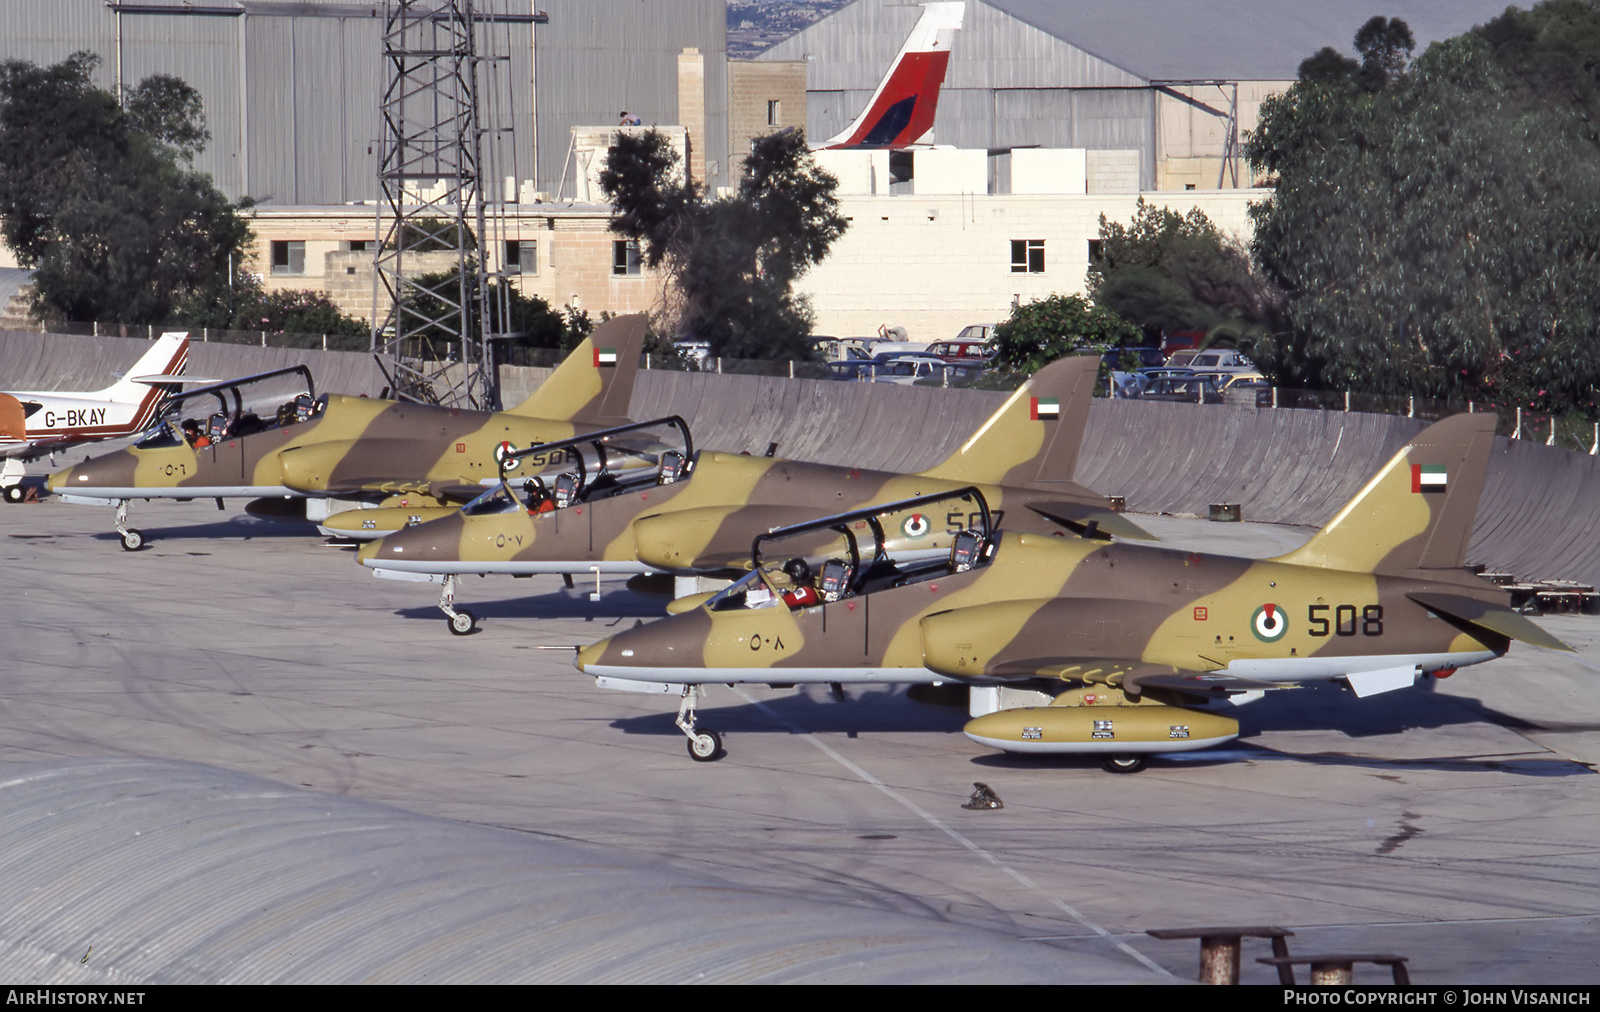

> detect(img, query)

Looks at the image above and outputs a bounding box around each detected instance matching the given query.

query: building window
[613,239,641,276]
[1087,239,1104,265]
[345,239,372,252]
[767,99,780,126]
[271,240,305,276]
[505,240,536,275]
[1010,239,1044,274]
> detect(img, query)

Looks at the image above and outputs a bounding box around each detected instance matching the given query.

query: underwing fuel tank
[963,700,1239,755]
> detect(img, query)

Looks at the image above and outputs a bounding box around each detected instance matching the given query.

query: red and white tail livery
[819,2,964,150]
[2,331,189,499]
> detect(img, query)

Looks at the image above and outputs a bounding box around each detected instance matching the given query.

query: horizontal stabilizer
[1408,591,1573,652]
[1024,500,1156,541]
[131,374,223,385]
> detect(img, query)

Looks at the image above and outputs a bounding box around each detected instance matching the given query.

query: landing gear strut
[676,685,723,762]
[439,574,477,635]
[114,499,145,551]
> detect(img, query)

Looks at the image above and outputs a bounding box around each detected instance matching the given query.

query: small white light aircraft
[1,331,190,502]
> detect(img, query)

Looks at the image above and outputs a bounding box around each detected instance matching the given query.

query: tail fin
[920,353,1097,488]
[0,392,27,444]
[1273,413,1497,574]
[96,332,190,401]
[507,313,647,422]
[819,2,964,150]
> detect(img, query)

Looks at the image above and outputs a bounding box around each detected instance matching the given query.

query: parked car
[1195,370,1273,406]
[867,353,981,386]
[1167,348,1256,373]
[924,339,992,364]
[1100,346,1167,371]
[1135,374,1224,404]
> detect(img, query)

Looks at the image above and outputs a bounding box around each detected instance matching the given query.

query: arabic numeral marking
[1307,603,1381,637]
[1363,605,1383,636]
[1308,603,1329,636]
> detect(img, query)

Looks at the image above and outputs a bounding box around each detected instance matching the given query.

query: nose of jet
[574,637,612,673]
[47,450,136,494]
[277,441,347,493]
[358,511,465,569]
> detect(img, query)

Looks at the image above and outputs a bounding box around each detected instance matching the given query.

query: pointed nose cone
[574,637,611,673]
[358,511,466,570]
[48,449,137,494]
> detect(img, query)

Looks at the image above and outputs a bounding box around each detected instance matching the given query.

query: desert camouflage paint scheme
[576,414,1570,769]
[45,316,649,545]
[354,355,1151,631]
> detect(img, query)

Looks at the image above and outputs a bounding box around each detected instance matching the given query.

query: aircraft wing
[1024,500,1157,541]
[975,657,1286,695]
[1407,592,1574,652]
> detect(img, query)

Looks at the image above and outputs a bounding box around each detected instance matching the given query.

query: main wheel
[2,484,23,504]
[1101,754,1147,775]
[120,529,144,551]
[448,608,477,635]
[686,728,723,762]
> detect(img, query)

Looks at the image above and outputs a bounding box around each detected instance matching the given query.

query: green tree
[174,269,367,339]
[399,268,575,364]
[1088,199,1283,356]
[0,53,254,325]
[1247,6,1600,411]
[989,294,1141,373]
[600,128,847,359]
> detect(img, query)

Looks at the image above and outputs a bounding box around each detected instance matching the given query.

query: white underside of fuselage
[365,558,654,576]
[57,485,303,502]
[582,649,1499,692]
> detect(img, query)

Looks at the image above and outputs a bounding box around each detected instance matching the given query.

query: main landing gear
[2,484,24,504]
[1101,754,1147,774]
[438,574,477,635]
[676,685,724,762]
[115,500,145,551]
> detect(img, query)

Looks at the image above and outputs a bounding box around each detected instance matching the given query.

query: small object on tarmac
[962,782,1003,810]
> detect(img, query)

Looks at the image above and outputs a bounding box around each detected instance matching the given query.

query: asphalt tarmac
[3,493,1597,984]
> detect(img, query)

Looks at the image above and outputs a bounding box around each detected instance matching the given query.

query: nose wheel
[114,500,145,551]
[676,685,724,762]
[439,574,478,635]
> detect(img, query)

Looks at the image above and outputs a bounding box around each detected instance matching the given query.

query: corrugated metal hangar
[762,0,1530,190]
[0,0,729,205]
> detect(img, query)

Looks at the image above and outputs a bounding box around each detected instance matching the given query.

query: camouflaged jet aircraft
[355,353,1152,634]
[47,315,649,549]
[575,413,1571,769]
[2,331,191,502]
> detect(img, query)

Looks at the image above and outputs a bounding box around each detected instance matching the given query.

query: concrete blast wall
[10,333,1599,584]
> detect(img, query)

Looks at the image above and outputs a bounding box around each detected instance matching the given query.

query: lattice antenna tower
[372,0,498,409]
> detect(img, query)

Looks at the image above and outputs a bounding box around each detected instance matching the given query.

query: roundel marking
[1252,603,1288,642]
[494,441,519,470]
[902,513,930,538]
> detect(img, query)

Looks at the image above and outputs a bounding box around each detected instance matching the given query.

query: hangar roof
[772,0,1523,84]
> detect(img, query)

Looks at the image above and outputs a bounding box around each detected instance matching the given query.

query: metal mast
[372,0,493,409]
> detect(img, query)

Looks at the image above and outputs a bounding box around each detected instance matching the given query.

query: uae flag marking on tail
[1412,463,1447,493]
[594,348,618,368]
[1030,396,1060,421]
